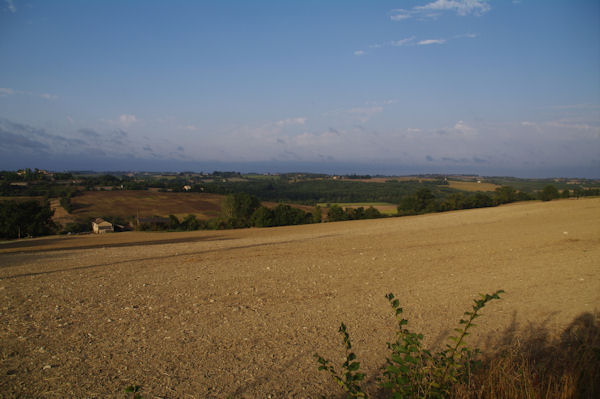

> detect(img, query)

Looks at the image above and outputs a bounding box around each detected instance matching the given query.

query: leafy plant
[124,384,142,399]
[315,322,367,398]
[317,290,504,398]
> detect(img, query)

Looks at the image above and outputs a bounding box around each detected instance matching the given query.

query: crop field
[1,198,598,397]
[447,180,500,192]
[69,191,225,220]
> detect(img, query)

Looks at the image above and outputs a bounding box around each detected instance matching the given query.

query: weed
[124,384,142,399]
[315,322,367,398]
[316,290,504,398]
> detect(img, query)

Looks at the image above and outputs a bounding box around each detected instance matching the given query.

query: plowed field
[1,198,598,398]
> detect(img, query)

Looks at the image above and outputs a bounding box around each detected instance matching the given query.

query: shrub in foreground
[316,290,504,398]
[316,291,600,399]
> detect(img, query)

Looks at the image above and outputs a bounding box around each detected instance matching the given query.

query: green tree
[272,204,308,226]
[539,185,560,201]
[561,189,571,198]
[0,200,57,239]
[494,186,517,204]
[220,192,261,227]
[312,205,322,223]
[328,204,347,222]
[181,214,200,230]
[364,206,382,219]
[250,206,274,227]
[168,214,180,230]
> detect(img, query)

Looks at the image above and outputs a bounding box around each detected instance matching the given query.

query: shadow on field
[0,235,340,279]
[464,310,600,399]
[0,234,232,253]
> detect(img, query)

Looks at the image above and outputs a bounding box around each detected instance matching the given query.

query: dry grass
[447,180,500,192]
[453,312,600,399]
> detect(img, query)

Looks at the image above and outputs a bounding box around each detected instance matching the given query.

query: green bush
[316,290,504,398]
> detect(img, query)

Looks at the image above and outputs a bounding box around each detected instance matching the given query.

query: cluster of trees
[397,184,578,215]
[398,186,529,215]
[0,200,57,239]
[219,193,317,228]
[327,205,383,222]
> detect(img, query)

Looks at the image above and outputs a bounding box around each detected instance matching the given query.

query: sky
[1,0,599,177]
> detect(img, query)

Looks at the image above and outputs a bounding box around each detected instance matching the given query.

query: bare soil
[1,198,599,398]
[70,191,225,221]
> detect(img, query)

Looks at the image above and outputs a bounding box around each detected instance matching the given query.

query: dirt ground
[1,198,599,398]
[70,191,225,221]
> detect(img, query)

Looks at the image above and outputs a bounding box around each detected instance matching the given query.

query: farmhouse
[92,218,114,234]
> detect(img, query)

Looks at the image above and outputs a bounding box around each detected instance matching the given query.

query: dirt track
[1,199,599,398]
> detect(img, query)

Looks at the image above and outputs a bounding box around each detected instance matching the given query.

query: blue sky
[1,0,599,177]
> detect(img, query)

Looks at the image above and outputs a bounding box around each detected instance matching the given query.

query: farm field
[0,198,598,397]
[447,180,500,192]
[69,191,225,221]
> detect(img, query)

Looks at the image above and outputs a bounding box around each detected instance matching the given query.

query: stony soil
[1,198,598,398]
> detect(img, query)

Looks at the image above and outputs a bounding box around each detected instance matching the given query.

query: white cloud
[180,124,200,131]
[418,39,446,45]
[5,0,16,13]
[390,0,490,21]
[354,50,365,56]
[416,0,491,16]
[389,9,411,20]
[391,37,416,46]
[454,33,478,39]
[0,87,57,100]
[119,114,137,126]
[275,117,306,127]
[347,106,383,123]
[453,120,477,136]
[40,93,58,100]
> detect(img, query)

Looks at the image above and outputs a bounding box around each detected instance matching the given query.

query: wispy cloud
[40,93,58,100]
[275,117,306,126]
[361,33,474,54]
[119,114,137,127]
[389,9,411,21]
[418,39,447,45]
[180,124,201,131]
[416,0,491,16]
[391,36,416,46]
[353,50,365,56]
[4,0,16,13]
[454,33,478,39]
[0,87,58,100]
[390,0,491,21]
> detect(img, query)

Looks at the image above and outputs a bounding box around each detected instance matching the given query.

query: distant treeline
[396,184,585,215]
[195,179,451,204]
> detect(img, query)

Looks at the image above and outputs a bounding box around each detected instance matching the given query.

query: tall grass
[454,312,600,399]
